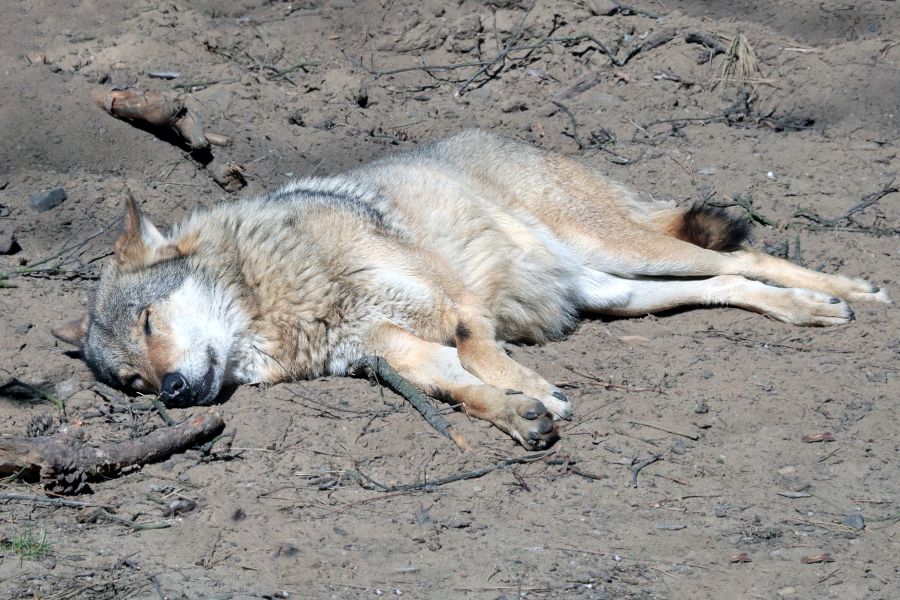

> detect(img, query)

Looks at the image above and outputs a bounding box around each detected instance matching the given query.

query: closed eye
[143,308,152,336]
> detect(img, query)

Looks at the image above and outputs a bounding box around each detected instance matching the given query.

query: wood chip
[801,553,834,564]
[802,432,834,443]
[730,553,752,563]
[204,132,232,147]
[778,491,812,499]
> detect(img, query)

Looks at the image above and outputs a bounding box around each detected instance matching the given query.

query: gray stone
[580,90,622,110]
[842,513,865,530]
[0,224,18,254]
[589,0,618,16]
[29,187,67,212]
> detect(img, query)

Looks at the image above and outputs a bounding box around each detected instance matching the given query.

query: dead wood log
[0,409,224,494]
[91,88,209,151]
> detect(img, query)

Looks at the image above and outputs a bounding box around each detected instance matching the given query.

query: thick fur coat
[54,131,890,448]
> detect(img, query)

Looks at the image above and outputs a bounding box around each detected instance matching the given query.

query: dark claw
[872,286,880,293]
[552,390,569,403]
[537,416,554,434]
[828,297,840,304]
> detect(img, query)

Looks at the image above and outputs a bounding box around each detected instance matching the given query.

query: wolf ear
[114,195,175,269]
[52,315,90,348]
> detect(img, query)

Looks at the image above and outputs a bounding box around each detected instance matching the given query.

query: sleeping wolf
[53,130,890,449]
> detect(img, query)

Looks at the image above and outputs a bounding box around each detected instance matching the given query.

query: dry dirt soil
[1,1,899,599]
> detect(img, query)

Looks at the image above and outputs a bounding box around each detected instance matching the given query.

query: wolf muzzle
[160,371,192,406]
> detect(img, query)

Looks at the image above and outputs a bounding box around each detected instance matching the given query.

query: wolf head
[53,197,245,406]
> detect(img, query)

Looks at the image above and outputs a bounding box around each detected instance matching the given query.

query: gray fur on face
[84,258,190,385]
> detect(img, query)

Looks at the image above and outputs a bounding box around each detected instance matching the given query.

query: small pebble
[654,522,686,530]
[766,171,776,180]
[590,0,618,15]
[29,187,67,212]
[148,70,181,79]
[842,513,865,530]
[15,323,33,336]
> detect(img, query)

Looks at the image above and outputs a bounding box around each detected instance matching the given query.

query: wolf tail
[655,202,751,251]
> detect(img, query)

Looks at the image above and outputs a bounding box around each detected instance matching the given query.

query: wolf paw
[775,288,854,326]
[542,388,574,421]
[831,276,892,304]
[506,398,559,450]
[845,281,892,304]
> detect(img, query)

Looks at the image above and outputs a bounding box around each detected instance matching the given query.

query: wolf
[53,130,890,449]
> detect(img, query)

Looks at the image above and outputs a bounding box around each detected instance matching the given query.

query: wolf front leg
[366,323,558,450]
[451,310,573,420]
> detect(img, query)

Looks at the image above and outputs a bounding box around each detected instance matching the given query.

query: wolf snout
[160,372,192,405]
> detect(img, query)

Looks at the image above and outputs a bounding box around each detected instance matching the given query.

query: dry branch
[354,450,554,492]
[91,88,209,151]
[684,31,727,63]
[0,409,224,494]
[352,356,471,451]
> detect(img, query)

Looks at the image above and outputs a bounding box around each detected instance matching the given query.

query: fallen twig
[148,395,174,427]
[792,178,898,230]
[728,193,777,227]
[684,31,727,63]
[0,493,114,509]
[78,507,171,531]
[265,60,319,80]
[172,78,239,90]
[619,28,676,67]
[353,450,554,492]
[352,356,471,451]
[456,0,536,95]
[609,1,660,19]
[552,101,641,164]
[628,421,699,441]
[0,219,117,288]
[630,453,662,488]
[564,366,664,394]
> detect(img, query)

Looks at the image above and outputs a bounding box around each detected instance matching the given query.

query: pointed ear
[52,315,90,348]
[114,194,173,269]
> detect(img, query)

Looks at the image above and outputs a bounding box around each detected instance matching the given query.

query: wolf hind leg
[578,270,854,326]
[727,248,890,304]
[366,323,558,449]
[571,224,888,307]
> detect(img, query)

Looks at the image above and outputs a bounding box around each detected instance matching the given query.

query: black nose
[160,372,191,403]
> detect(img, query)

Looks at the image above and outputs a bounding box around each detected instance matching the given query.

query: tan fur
[56,131,890,449]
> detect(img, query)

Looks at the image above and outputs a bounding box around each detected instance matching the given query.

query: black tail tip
[675,202,751,251]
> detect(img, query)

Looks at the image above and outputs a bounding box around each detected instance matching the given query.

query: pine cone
[43,462,90,495]
[26,414,56,437]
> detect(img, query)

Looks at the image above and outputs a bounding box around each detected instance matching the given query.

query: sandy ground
[1,1,898,598]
